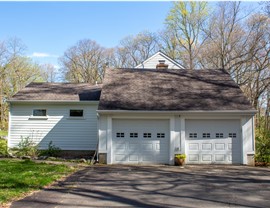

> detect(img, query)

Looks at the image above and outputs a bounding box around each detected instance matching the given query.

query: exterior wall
[8,102,98,150]
[241,116,255,164]
[98,112,255,165]
[136,53,182,69]
[98,115,107,153]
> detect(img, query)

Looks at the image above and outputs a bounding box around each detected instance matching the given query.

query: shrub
[0,139,8,157]
[255,128,270,164]
[39,141,61,157]
[11,136,39,158]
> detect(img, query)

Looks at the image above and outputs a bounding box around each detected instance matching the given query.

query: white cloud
[30,52,58,58]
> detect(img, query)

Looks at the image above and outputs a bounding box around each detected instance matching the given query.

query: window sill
[66,117,86,120]
[29,116,48,120]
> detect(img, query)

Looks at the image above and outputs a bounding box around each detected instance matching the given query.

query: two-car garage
[110,118,242,165]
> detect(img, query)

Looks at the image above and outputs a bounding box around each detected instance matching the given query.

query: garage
[185,119,242,164]
[112,119,170,164]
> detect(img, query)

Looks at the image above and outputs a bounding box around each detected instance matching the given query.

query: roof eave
[97,109,257,115]
[8,100,99,104]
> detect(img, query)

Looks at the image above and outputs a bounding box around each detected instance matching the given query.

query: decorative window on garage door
[130,133,138,138]
[143,133,151,138]
[157,133,165,138]
[216,133,224,138]
[229,133,237,138]
[189,133,197,138]
[116,132,125,138]
[202,133,210,138]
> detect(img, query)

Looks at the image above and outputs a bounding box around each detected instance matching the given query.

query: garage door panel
[186,119,241,164]
[114,142,126,150]
[189,154,199,162]
[115,154,127,162]
[189,143,199,150]
[142,143,154,151]
[202,143,212,150]
[129,155,139,161]
[215,154,226,162]
[202,154,212,162]
[112,119,169,164]
[129,143,139,150]
[215,143,225,150]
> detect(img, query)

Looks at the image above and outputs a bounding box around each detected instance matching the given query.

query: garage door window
[143,133,151,138]
[189,133,197,138]
[229,133,237,138]
[116,133,125,138]
[130,133,138,138]
[202,133,210,138]
[157,133,165,138]
[216,133,224,138]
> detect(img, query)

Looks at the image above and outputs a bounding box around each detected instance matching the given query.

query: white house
[8,52,256,165]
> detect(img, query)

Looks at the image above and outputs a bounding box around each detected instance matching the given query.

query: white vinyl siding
[9,103,98,150]
[136,53,182,69]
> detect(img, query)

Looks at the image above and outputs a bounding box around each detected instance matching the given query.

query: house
[8,52,256,165]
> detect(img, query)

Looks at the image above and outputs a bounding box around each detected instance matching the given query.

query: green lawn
[0,159,76,205]
[0,130,8,137]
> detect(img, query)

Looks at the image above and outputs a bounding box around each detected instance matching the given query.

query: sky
[0,1,172,69]
[0,1,263,71]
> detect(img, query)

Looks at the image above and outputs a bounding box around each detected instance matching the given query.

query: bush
[39,141,61,157]
[255,128,270,164]
[10,136,39,158]
[0,139,8,157]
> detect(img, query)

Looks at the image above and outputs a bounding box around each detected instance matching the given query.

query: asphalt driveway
[11,165,270,208]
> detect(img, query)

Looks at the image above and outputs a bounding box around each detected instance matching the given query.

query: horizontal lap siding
[9,103,98,150]
[141,54,181,69]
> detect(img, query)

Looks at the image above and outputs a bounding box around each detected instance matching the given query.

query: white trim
[7,105,12,148]
[8,100,99,104]
[135,51,184,69]
[180,116,185,154]
[241,117,246,164]
[252,116,255,152]
[169,117,175,165]
[28,116,49,120]
[106,116,112,164]
[97,110,257,115]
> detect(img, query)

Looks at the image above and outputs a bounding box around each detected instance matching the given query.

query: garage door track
[11,165,270,208]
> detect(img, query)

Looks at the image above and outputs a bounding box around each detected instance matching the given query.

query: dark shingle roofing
[10,83,102,101]
[98,68,254,111]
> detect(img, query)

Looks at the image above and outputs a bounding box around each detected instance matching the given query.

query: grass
[0,159,76,205]
[0,130,8,137]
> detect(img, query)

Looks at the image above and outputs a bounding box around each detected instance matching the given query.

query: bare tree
[41,63,57,82]
[59,39,105,84]
[165,1,208,69]
[116,31,159,68]
[0,38,43,129]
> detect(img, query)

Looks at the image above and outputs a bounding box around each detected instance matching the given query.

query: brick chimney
[156,60,168,69]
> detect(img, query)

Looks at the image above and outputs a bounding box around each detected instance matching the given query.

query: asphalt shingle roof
[98,68,254,111]
[10,82,102,101]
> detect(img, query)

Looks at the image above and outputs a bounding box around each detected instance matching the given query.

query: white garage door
[185,119,242,164]
[112,119,170,164]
